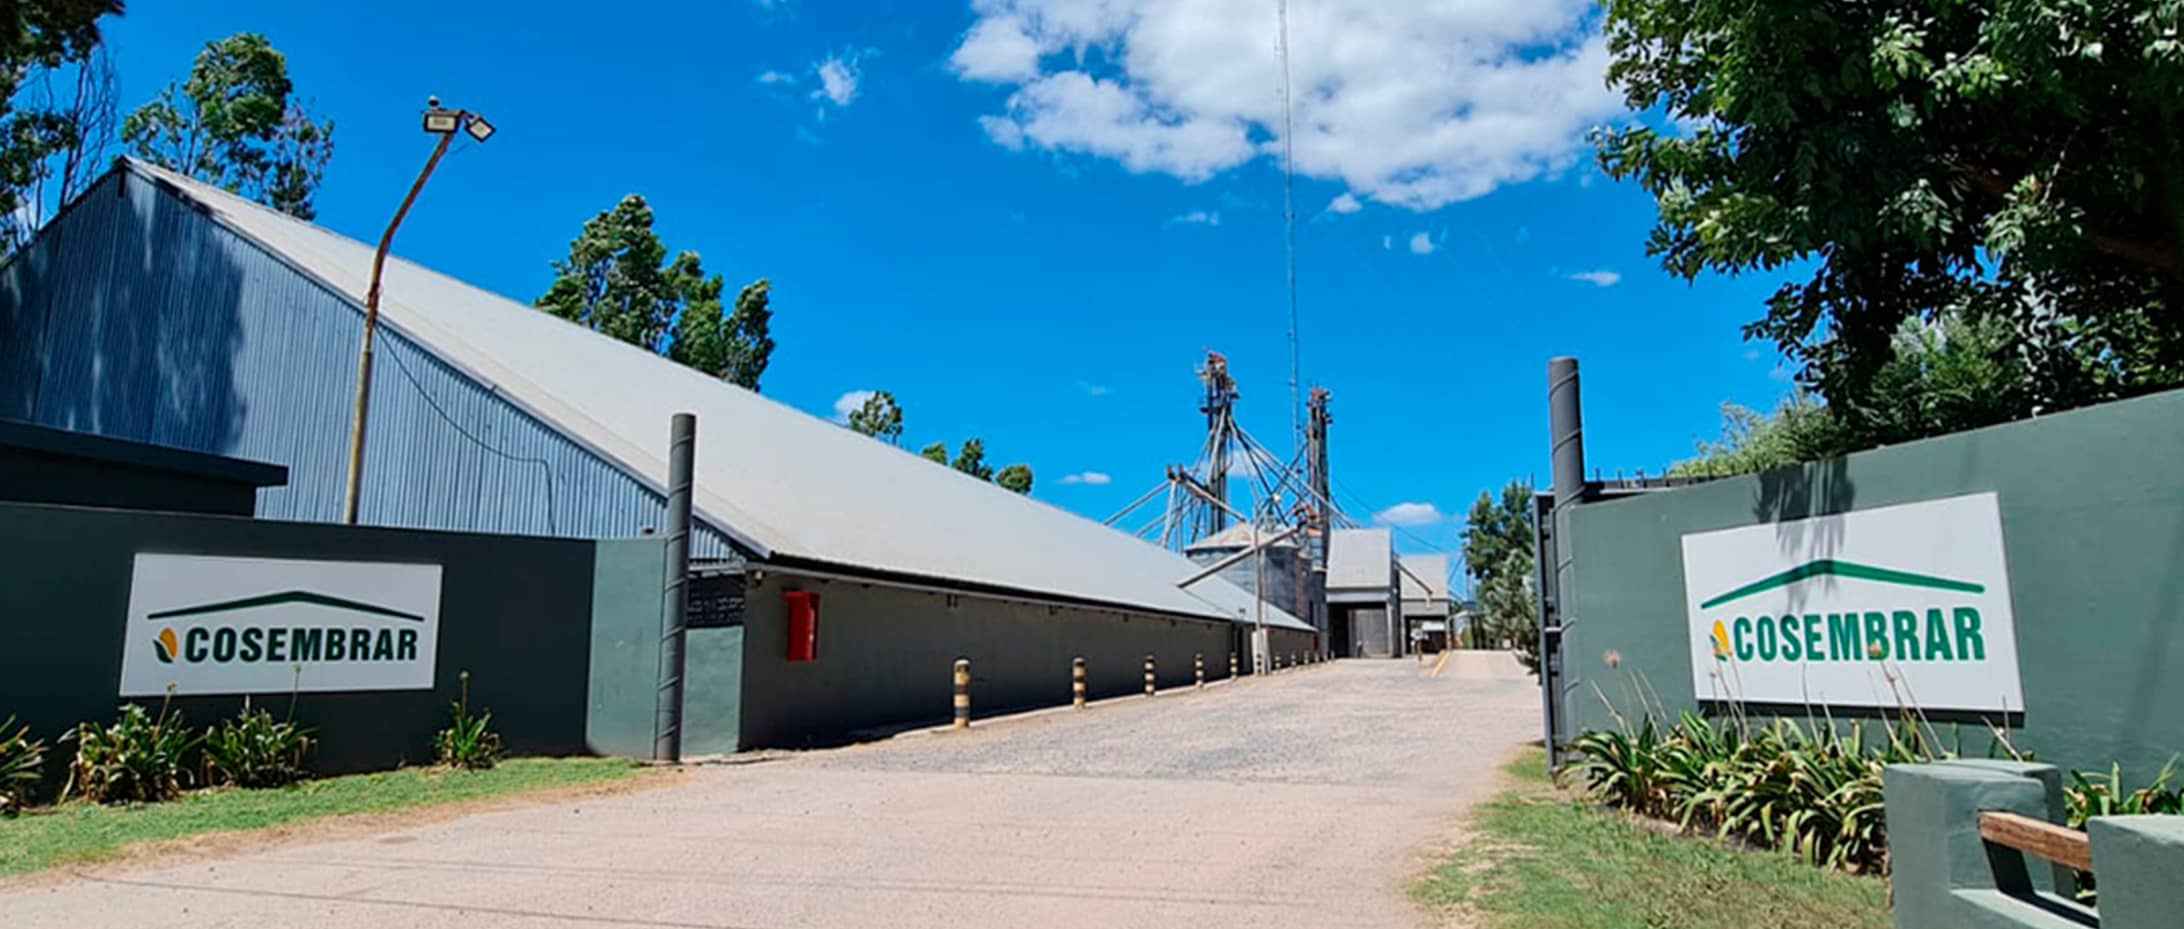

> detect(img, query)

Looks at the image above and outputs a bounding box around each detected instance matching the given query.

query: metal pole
[652,413,696,762]
[1545,357,1588,769]
[341,129,457,525]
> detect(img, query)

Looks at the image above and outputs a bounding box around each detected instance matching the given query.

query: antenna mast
[1277,0,1303,458]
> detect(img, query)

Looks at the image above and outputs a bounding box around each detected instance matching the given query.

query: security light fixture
[422,96,461,134]
[463,113,496,143]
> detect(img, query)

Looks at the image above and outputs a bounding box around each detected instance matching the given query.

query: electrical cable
[378,340,558,533]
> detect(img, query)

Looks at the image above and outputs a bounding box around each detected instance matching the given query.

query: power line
[1276,0,1304,460]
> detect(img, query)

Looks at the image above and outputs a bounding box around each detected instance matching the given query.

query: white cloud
[1408,231,1437,255]
[1326,192,1363,214]
[1059,471,1114,485]
[1374,501,1444,527]
[1167,209,1220,227]
[1080,381,1112,396]
[1381,234,1393,250]
[755,70,798,86]
[831,390,876,424]
[1566,269,1621,287]
[813,53,862,107]
[951,0,1623,210]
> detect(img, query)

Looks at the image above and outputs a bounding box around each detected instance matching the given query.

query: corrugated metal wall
[0,168,737,558]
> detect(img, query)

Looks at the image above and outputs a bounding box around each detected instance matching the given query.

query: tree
[1460,480,1540,676]
[123,33,333,219]
[1598,0,2184,421]
[995,463,1033,495]
[1667,393,1859,477]
[920,442,948,464]
[0,1,122,251]
[950,439,994,481]
[543,195,777,391]
[845,391,904,445]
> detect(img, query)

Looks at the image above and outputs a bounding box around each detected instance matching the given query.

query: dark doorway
[1330,606,1354,658]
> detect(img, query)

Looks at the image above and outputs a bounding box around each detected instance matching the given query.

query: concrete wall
[0,501,607,795]
[736,573,1240,748]
[1562,388,2184,780]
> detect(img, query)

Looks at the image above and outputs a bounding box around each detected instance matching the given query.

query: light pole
[341,97,496,524]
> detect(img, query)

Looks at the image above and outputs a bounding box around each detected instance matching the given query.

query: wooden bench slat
[1977,811,2093,873]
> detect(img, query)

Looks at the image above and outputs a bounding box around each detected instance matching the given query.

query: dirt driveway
[3,654,1538,928]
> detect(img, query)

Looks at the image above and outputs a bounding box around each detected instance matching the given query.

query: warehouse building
[0,159,1314,751]
[1327,528,1401,657]
[1399,554,1454,653]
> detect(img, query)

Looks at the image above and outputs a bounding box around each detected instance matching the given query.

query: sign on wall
[118,554,443,696]
[1680,492,2024,714]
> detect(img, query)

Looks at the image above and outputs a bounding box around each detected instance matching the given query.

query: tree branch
[1957,165,2184,278]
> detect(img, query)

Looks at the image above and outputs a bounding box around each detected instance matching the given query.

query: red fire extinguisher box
[784,590,820,662]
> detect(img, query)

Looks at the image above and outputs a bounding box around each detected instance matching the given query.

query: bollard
[1144,654,1157,696]
[1072,656,1087,709]
[1290,652,1298,670]
[1194,653,1205,688]
[953,658,971,730]
[1229,651,1239,678]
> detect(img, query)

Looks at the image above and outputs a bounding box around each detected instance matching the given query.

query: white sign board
[1680,492,2023,714]
[119,554,443,697]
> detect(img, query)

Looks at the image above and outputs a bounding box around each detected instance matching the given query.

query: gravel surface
[3,654,1539,929]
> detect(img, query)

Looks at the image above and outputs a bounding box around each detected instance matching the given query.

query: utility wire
[379,340,558,533]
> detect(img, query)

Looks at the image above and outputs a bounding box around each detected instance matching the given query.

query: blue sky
[104,1,1796,584]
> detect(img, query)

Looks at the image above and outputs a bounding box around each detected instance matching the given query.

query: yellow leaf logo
[1710,621,1730,660]
[155,627,179,664]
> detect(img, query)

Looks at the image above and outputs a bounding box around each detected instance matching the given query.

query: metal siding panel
[0,169,741,558]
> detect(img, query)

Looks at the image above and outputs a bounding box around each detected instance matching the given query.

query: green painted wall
[584,539,668,758]
[683,627,743,755]
[1564,388,2184,781]
[737,574,1241,748]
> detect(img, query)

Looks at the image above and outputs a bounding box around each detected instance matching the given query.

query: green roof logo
[1699,559,1984,610]
[147,590,424,623]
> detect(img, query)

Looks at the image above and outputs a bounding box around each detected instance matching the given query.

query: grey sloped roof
[126,160,1306,631]
[1399,554,1452,601]
[1327,528,1393,591]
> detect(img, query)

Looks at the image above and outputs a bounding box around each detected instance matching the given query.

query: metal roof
[1398,554,1452,601]
[1326,528,1393,591]
[1182,522,1300,553]
[124,160,1306,631]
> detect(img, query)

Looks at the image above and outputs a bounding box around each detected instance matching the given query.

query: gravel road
[3,653,1539,929]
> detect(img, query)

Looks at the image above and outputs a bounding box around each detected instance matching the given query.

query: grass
[0,757,640,878]
[1414,748,1890,929]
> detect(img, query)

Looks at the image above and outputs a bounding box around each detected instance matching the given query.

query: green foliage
[919,441,948,464]
[846,390,904,444]
[1461,480,1539,671]
[950,438,994,480]
[1,758,638,878]
[1598,0,2184,419]
[0,1,121,251]
[123,32,333,219]
[1,716,46,816]
[1567,712,1944,874]
[995,462,1034,495]
[2063,758,2182,900]
[63,699,196,805]
[434,671,502,771]
[1668,392,1859,477]
[199,700,312,789]
[543,195,775,390]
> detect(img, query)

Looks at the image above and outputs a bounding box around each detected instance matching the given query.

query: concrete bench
[1884,760,2184,929]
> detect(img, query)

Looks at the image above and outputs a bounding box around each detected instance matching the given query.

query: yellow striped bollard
[1229,651,1238,678]
[1194,653,1204,688]
[953,658,971,730]
[1143,654,1156,696]
[1072,656,1086,709]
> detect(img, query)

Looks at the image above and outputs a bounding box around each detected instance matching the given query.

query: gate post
[653,412,696,763]
[1544,357,1586,769]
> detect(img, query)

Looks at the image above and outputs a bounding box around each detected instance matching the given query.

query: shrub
[63,699,197,804]
[1568,711,1942,874]
[434,671,502,770]
[1,716,45,815]
[2062,759,2182,900]
[201,699,314,789]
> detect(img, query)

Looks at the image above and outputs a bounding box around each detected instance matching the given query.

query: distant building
[1399,554,1454,653]
[1327,528,1401,657]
